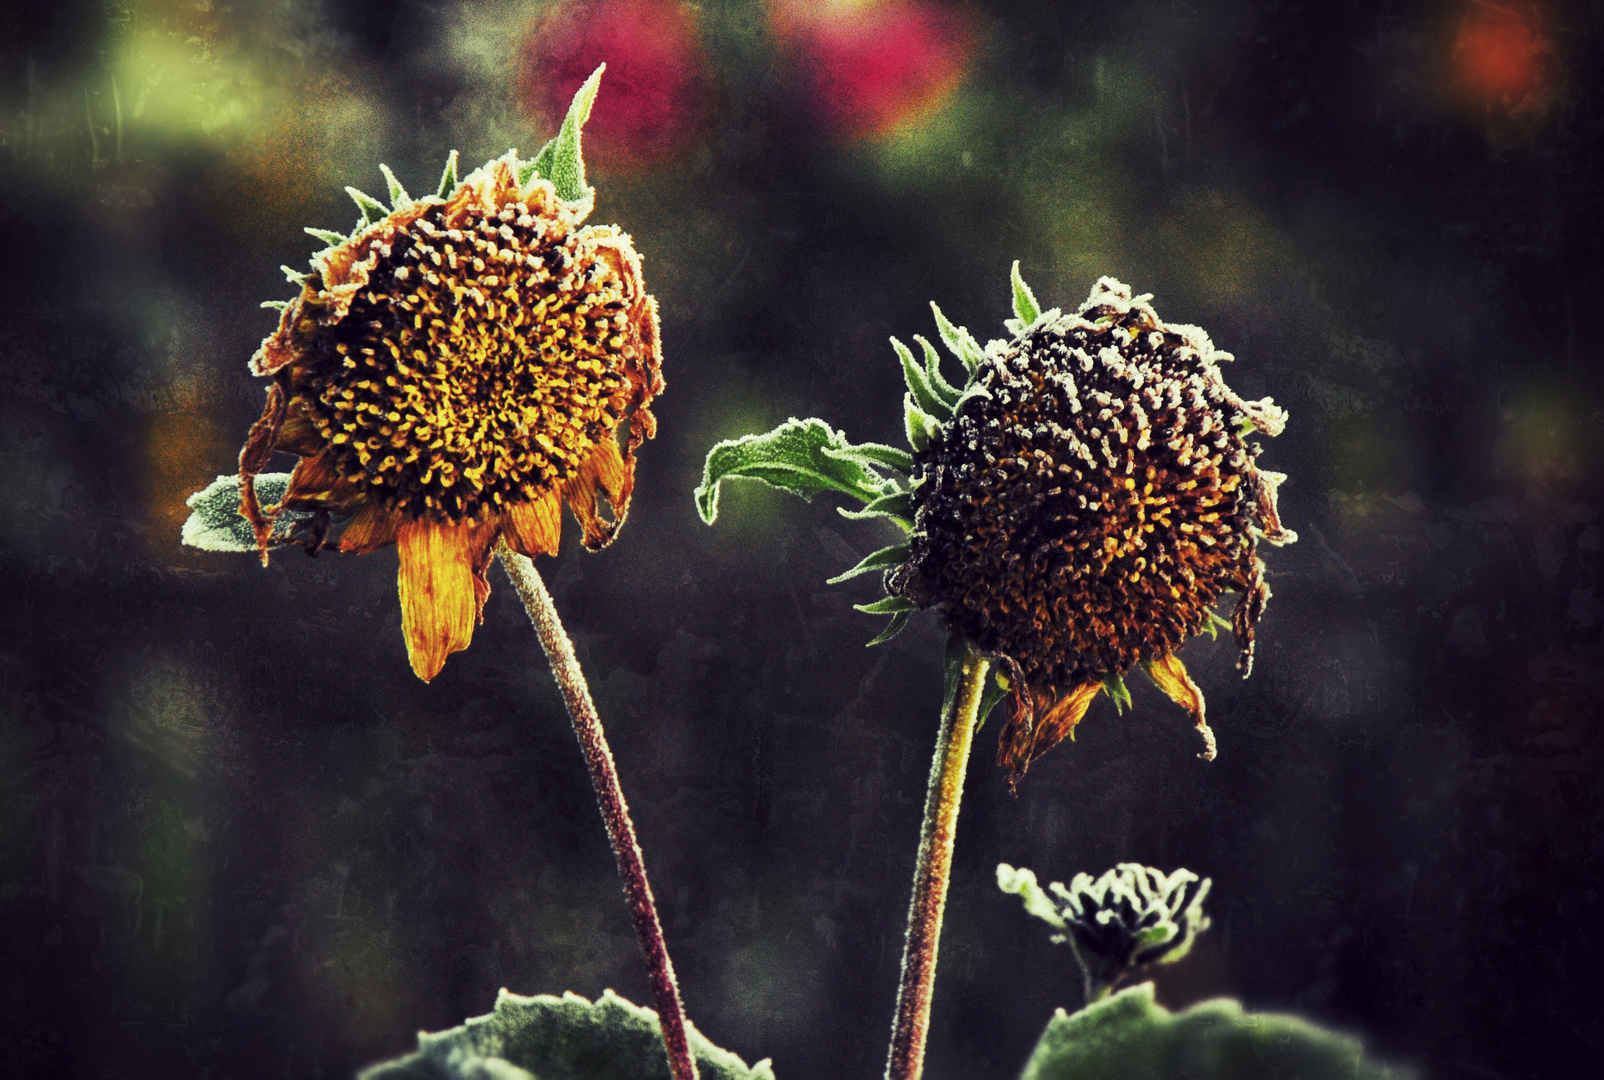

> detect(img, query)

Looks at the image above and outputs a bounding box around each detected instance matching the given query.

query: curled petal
[275,407,326,456]
[397,518,480,682]
[469,519,500,625]
[338,501,401,554]
[238,379,288,563]
[280,451,343,509]
[1142,653,1215,762]
[502,491,563,558]
[562,436,633,550]
[998,680,1101,792]
[1231,566,1271,677]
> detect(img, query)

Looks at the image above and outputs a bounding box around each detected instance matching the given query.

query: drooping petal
[1142,653,1216,762]
[338,500,401,553]
[279,450,343,508]
[997,680,1101,792]
[561,436,633,550]
[502,491,563,558]
[396,518,479,682]
[467,518,500,624]
[238,379,289,562]
[275,406,326,455]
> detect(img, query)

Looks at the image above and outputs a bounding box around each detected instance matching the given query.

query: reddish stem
[497,541,699,1080]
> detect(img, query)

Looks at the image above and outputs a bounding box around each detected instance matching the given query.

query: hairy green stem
[885,651,992,1080]
[496,540,699,1080]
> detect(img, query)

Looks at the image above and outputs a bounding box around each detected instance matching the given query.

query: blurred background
[2,0,1601,1076]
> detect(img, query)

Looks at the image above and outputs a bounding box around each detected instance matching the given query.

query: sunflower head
[697,265,1293,788]
[891,275,1293,786]
[190,67,665,682]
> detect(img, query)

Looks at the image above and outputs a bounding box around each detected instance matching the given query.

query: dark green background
[3,1,1601,1077]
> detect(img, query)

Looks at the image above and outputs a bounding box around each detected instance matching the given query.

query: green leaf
[1011,259,1042,328]
[1101,672,1132,714]
[695,418,896,525]
[915,334,964,408]
[260,300,289,311]
[836,490,914,529]
[357,987,776,1080]
[304,226,347,248]
[181,474,312,552]
[281,265,309,284]
[518,157,541,187]
[892,337,953,422]
[826,542,910,584]
[866,609,912,646]
[822,441,913,476]
[533,64,604,203]
[905,393,940,452]
[1019,982,1411,1080]
[930,302,986,373]
[436,149,460,198]
[346,185,388,226]
[977,665,1012,731]
[1202,609,1231,641]
[378,163,411,209]
[940,627,970,718]
[853,595,917,615]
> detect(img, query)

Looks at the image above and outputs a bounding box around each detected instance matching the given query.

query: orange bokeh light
[1452,1,1548,107]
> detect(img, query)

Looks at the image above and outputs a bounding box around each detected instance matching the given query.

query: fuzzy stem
[496,541,699,1080]
[885,651,992,1080]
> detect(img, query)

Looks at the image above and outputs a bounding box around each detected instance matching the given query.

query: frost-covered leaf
[1011,260,1041,328]
[696,418,898,525]
[905,393,940,452]
[853,595,917,615]
[181,474,311,552]
[304,226,347,247]
[358,988,775,1080]
[893,337,953,422]
[436,149,460,198]
[915,334,964,408]
[346,185,388,226]
[378,163,411,209]
[822,441,913,476]
[1101,672,1132,714]
[532,64,604,203]
[930,302,986,373]
[866,609,912,646]
[836,489,914,529]
[977,665,1012,730]
[1019,983,1411,1080]
[826,542,910,584]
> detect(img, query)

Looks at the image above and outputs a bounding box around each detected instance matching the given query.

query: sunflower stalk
[885,648,991,1080]
[495,539,699,1080]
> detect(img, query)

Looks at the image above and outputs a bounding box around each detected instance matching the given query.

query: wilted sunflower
[231,93,662,682]
[698,268,1293,788]
[890,275,1294,786]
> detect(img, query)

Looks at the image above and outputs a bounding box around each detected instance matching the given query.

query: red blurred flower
[1452,1,1549,108]
[519,0,708,170]
[771,0,974,141]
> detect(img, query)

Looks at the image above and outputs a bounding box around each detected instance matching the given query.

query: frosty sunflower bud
[998,862,1212,1001]
[887,276,1295,787]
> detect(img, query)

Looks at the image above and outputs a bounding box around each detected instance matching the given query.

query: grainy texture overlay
[2,1,1601,1077]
